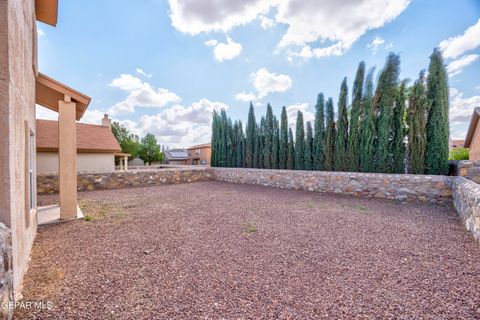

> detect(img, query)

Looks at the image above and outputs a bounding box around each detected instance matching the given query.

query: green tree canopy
[294,111,305,170]
[408,71,428,174]
[347,62,365,171]
[138,133,163,165]
[313,93,325,170]
[334,78,349,171]
[111,122,140,158]
[325,97,336,171]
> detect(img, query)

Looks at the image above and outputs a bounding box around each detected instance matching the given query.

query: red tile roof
[187,143,211,150]
[36,119,121,153]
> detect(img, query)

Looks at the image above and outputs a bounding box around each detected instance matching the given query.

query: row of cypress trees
[211,49,449,175]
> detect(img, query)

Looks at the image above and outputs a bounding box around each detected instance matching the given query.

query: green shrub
[449,147,469,160]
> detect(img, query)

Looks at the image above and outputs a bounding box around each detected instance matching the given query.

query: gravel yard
[16,181,480,319]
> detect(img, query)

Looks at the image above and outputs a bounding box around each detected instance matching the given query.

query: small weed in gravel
[306,202,315,209]
[358,205,368,213]
[241,222,258,234]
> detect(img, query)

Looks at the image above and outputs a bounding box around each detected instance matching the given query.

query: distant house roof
[36,119,121,153]
[464,107,480,148]
[187,143,211,150]
[165,149,188,160]
[450,139,465,148]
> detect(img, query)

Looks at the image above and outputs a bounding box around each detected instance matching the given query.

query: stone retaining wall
[212,168,452,204]
[457,160,480,184]
[0,223,13,319]
[37,168,214,194]
[451,177,480,243]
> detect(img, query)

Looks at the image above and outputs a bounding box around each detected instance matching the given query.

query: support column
[124,156,128,171]
[58,96,78,219]
[119,158,123,170]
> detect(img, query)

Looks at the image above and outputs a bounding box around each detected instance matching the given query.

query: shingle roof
[165,149,188,160]
[36,119,121,153]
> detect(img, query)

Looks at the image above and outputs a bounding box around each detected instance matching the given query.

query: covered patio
[35,73,91,223]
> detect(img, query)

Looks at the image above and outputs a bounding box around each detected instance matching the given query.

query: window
[28,131,35,211]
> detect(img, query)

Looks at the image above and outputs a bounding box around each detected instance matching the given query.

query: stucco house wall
[0,0,38,298]
[469,120,480,160]
[37,152,116,174]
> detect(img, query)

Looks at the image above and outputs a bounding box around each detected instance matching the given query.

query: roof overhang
[464,107,480,148]
[35,0,58,26]
[36,73,91,121]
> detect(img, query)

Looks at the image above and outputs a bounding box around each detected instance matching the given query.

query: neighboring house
[128,157,145,167]
[1,0,92,302]
[449,139,465,150]
[164,149,188,165]
[36,118,121,173]
[188,143,211,165]
[464,107,480,160]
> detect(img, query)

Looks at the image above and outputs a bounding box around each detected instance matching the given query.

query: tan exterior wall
[188,147,211,165]
[0,0,38,298]
[469,121,480,160]
[37,152,116,173]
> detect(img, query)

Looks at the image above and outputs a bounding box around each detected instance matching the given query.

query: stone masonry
[451,177,480,243]
[0,224,13,320]
[457,160,480,184]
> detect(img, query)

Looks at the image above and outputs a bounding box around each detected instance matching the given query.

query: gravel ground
[15,181,480,319]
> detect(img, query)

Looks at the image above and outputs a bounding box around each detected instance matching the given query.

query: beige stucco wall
[0,0,38,298]
[37,152,116,173]
[469,121,480,160]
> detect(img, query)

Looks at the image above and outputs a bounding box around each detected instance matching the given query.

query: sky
[36,0,480,147]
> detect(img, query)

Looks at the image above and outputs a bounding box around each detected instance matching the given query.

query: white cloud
[447,54,479,77]
[37,28,45,37]
[36,105,107,125]
[168,0,274,34]
[252,68,292,98]
[205,37,242,62]
[286,103,314,130]
[117,99,228,148]
[136,68,152,78]
[168,0,409,59]
[439,19,480,59]
[108,74,181,115]
[235,91,257,102]
[259,15,275,29]
[367,36,385,54]
[450,88,480,124]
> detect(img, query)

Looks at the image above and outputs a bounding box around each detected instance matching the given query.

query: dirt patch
[15,181,480,319]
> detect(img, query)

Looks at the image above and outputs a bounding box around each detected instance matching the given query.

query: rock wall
[213,168,452,204]
[457,160,480,184]
[37,168,214,194]
[451,177,480,243]
[0,223,14,319]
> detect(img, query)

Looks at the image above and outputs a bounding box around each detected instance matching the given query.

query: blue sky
[36,0,480,147]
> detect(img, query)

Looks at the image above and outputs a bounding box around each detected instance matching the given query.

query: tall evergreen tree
[272,116,280,169]
[295,111,305,170]
[253,121,260,168]
[279,106,289,169]
[408,71,428,174]
[258,117,266,169]
[287,128,295,170]
[264,104,274,169]
[304,121,313,170]
[425,48,449,175]
[313,93,325,170]
[235,121,245,167]
[359,68,376,172]
[391,80,407,173]
[334,78,349,171]
[210,111,220,167]
[226,118,234,167]
[245,102,256,168]
[325,98,336,171]
[374,53,400,173]
[347,62,365,172]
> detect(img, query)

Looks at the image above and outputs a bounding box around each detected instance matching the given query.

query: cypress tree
[294,111,305,170]
[408,71,428,174]
[313,93,325,170]
[210,111,219,167]
[359,68,376,172]
[245,102,256,168]
[287,128,295,170]
[253,124,260,168]
[304,121,313,170]
[375,53,400,173]
[425,48,449,175]
[279,106,289,169]
[236,121,244,167]
[334,78,349,171]
[347,62,365,172]
[258,117,266,168]
[264,104,274,169]
[391,80,407,173]
[226,118,234,167]
[218,110,228,167]
[325,98,336,171]
[272,116,280,169]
